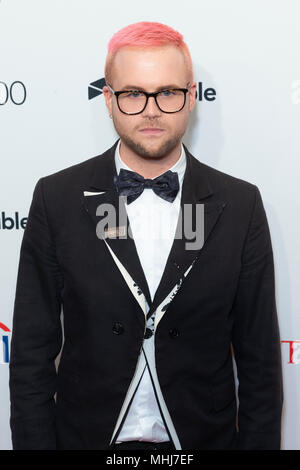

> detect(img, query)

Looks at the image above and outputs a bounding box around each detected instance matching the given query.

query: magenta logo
[0,323,11,364]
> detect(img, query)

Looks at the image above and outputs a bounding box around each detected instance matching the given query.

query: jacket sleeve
[9,177,64,450]
[231,185,283,450]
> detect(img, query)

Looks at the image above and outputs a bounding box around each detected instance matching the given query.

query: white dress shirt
[114,139,187,443]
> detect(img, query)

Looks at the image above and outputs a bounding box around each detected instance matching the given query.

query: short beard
[115,130,182,160]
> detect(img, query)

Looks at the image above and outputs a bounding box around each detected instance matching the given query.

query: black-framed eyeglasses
[107,83,190,115]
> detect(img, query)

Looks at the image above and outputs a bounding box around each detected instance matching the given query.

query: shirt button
[144,328,153,339]
[112,322,124,335]
[169,328,180,338]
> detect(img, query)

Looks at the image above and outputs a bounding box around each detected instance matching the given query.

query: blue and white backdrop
[0,0,299,450]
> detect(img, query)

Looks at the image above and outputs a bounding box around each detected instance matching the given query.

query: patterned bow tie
[114,168,180,204]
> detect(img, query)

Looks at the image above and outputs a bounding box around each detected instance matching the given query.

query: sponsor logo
[88,78,106,100]
[0,212,27,230]
[0,323,11,364]
[0,81,27,105]
[281,340,300,365]
[195,82,216,101]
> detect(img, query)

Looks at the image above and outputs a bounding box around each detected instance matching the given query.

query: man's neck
[119,140,182,179]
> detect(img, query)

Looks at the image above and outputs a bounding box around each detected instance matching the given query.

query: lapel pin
[104,225,127,238]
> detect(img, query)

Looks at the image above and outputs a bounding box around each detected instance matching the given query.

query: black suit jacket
[9,139,283,450]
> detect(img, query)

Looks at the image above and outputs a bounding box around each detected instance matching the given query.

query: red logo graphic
[0,322,10,332]
[281,340,300,364]
[0,322,11,364]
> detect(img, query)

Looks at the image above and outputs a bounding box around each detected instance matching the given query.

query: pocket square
[83,191,106,196]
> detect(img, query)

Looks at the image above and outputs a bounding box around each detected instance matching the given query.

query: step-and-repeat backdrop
[0,0,299,450]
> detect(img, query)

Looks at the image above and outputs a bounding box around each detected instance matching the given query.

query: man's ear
[102,86,113,117]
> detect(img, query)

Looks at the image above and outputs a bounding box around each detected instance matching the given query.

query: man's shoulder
[45,155,96,189]
[187,148,258,197]
[42,144,115,186]
[35,141,119,202]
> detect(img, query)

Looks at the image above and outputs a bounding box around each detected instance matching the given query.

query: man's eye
[160,89,175,96]
[127,91,143,98]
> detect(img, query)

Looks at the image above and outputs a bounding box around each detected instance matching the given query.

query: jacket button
[169,328,179,338]
[112,322,124,335]
[144,328,153,339]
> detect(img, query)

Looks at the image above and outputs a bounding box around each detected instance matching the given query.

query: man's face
[103,45,196,160]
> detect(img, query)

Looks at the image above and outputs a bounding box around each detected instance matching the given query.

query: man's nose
[142,96,161,116]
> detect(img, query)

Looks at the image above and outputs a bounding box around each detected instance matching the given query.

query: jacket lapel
[147,143,227,318]
[81,139,152,308]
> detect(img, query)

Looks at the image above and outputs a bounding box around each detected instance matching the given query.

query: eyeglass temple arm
[107,84,115,94]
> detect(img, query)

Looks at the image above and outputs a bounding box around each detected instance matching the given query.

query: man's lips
[139,128,165,134]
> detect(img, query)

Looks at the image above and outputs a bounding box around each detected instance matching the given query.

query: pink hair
[104,21,193,85]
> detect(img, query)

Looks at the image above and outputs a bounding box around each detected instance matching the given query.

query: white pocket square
[83,191,106,196]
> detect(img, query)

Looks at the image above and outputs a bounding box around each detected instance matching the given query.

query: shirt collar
[114,138,186,186]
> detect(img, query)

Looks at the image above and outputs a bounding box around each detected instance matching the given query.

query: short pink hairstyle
[104,21,194,86]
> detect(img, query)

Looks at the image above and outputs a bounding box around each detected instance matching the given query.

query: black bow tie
[114,168,180,204]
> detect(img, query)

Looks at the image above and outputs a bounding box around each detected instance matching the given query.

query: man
[9,21,283,450]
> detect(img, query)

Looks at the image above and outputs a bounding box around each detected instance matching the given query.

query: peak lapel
[148,144,227,318]
[81,140,152,308]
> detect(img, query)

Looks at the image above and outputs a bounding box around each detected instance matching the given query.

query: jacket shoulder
[186,149,260,215]
[40,152,106,188]
[194,157,258,193]
[36,141,118,199]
